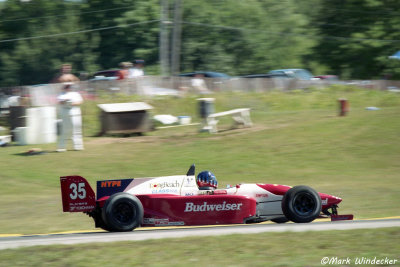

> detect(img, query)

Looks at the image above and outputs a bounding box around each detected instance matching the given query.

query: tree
[313,0,400,79]
[5,0,397,86]
[179,0,316,76]
[81,0,160,71]
[0,0,96,86]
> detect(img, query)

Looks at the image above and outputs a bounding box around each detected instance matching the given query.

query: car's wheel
[271,217,289,224]
[94,215,111,231]
[98,219,112,232]
[102,193,143,232]
[281,185,321,223]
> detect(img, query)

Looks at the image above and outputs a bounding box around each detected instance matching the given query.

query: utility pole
[159,0,170,76]
[171,0,182,76]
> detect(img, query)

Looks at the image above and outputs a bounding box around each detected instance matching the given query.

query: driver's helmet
[197,171,218,190]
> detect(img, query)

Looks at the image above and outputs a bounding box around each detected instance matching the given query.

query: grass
[0,228,399,266]
[0,86,399,235]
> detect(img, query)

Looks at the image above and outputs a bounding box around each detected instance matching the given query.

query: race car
[60,164,353,232]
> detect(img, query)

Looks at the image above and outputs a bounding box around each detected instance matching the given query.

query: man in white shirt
[57,83,84,151]
[191,73,210,93]
[128,59,145,78]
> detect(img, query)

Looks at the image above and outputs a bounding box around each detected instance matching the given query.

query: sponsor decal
[143,218,185,226]
[255,194,269,198]
[101,180,121,188]
[183,177,196,187]
[154,219,169,225]
[184,201,243,212]
[69,201,89,206]
[96,179,133,200]
[150,180,180,194]
[143,218,154,224]
[69,202,95,211]
[152,188,179,194]
[150,181,180,189]
[168,221,185,226]
[321,198,329,205]
[70,205,95,211]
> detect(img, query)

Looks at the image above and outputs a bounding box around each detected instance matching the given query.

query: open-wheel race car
[60,165,353,232]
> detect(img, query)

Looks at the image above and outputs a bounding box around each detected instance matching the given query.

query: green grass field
[0,86,399,264]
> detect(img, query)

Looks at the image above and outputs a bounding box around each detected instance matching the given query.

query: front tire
[282,185,321,223]
[102,193,144,232]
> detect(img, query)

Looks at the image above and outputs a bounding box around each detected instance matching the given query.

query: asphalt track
[1,217,399,250]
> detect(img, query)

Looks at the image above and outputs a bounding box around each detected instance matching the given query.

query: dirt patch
[204,123,290,140]
[86,136,160,145]
[85,123,290,145]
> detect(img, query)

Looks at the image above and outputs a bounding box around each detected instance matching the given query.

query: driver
[197,171,218,190]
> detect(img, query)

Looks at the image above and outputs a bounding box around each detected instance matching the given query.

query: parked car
[241,73,290,78]
[0,93,11,115]
[179,71,231,79]
[89,70,121,81]
[314,75,339,81]
[268,69,317,80]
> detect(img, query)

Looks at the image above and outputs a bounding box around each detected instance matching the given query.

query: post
[171,0,183,76]
[197,98,215,132]
[159,0,170,76]
[338,98,349,116]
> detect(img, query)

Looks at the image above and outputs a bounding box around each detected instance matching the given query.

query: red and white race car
[60,165,353,232]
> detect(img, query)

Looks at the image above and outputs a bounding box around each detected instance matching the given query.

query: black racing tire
[102,193,144,232]
[99,221,112,232]
[96,216,111,232]
[281,185,321,223]
[271,217,289,224]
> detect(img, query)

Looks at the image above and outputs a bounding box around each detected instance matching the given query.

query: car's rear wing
[61,164,197,213]
[60,176,96,212]
[60,176,136,212]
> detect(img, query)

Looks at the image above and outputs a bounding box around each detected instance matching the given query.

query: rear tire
[102,193,143,232]
[282,185,321,223]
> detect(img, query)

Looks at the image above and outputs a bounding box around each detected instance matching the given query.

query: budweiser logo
[184,201,243,212]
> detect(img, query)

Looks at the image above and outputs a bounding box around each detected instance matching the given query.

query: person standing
[57,83,84,152]
[128,59,145,78]
[117,62,132,80]
[191,73,210,93]
[52,64,80,83]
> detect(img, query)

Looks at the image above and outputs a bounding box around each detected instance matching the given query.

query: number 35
[69,182,86,200]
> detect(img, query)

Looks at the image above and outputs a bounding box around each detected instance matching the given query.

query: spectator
[117,62,132,80]
[57,83,84,152]
[129,59,145,78]
[191,73,210,93]
[52,64,80,83]
[7,88,22,107]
